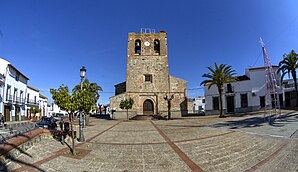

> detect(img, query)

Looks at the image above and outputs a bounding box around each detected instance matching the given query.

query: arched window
[135,39,141,55]
[154,39,160,54]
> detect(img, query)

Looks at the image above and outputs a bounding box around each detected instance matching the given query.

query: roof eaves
[8,64,30,80]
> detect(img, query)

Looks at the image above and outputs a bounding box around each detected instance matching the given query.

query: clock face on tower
[144,41,150,46]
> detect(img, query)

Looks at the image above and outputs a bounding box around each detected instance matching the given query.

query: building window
[271,94,279,108]
[135,39,141,55]
[14,88,18,102]
[241,94,248,108]
[16,74,19,81]
[27,93,30,103]
[20,91,23,104]
[202,99,205,103]
[6,85,11,101]
[154,39,160,54]
[260,96,265,108]
[144,74,152,82]
[226,84,233,93]
[213,97,219,110]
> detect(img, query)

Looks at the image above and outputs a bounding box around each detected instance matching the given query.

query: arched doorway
[143,99,154,115]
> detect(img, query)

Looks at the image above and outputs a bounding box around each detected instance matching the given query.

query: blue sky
[1,0,298,104]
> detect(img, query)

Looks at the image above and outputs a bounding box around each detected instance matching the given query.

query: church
[110,29,188,119]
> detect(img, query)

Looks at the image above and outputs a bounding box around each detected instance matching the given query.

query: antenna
[260,38,281,123]
[259,37,265,47]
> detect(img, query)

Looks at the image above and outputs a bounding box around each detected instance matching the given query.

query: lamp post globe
[80,66,86,79]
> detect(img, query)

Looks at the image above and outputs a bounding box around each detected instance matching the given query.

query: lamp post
[164,94,174,120]
[78,66,86,142]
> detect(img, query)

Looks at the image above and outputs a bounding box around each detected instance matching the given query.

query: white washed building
[26,85,40,119]
[282,79,298,107]
[204,66,283,115]
[0,58,29,121]
[193,96,205,113]
[39,94,48,117]
[48,103,68,116]
[0,73,5,118]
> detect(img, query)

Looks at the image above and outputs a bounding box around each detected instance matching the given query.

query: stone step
[130,115,167,120]
[130,115,153,120]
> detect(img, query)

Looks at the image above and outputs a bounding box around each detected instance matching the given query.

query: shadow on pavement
[0,133,45,172]
[211,112,298,129]
[93,115,111,120]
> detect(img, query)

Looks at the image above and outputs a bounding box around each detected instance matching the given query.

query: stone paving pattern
[5,111,298,172]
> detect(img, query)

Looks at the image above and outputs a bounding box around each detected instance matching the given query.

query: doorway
[226,96,235,113]
[143,99,154,115]
[4,105,10,122]
[15,106,20,121]
[285,92,291,107]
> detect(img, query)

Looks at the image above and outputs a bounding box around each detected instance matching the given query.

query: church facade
[110,30,188,119]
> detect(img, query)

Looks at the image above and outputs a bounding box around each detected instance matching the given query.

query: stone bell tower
[110,29,188,118]
[126,29,170,95]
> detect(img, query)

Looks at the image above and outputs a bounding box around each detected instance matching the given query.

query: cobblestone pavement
[5,112,298,172]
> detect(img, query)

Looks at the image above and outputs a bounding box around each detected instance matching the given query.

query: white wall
[48,103,67,116]
[193,96,205,112]
[0,84,3,115]
[204,67,282,114]
[39,96,48,117]
[4,65,28,121]
[26,86,40,117]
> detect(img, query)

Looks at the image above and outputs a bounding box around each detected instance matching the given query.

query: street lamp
[78,66,86,142]
[80,66,86,90]
[80,66,87,128]
[164,94,174,120]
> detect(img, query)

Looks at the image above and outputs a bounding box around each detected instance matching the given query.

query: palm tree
[277,50,298,106]
[200,63,236,118]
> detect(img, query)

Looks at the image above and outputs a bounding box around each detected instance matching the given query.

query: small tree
[50,85,77,155]
[30,106,40,116]
[119,98,134,120]
[50,81,102,155]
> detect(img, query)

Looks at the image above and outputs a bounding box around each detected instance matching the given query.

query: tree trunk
[126,109,129,120]
[70,112,75,155]
[292,71,298,107]
[218,87,224,118]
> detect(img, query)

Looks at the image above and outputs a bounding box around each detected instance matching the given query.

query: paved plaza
[4,111,298,172]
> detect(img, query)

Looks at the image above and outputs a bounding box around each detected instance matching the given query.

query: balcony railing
[27,99,39,105]
[6,95,13,102]
[13,97,25,105]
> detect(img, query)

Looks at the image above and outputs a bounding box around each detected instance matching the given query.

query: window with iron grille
[241,94,248,108]
[144,74,152,82]
[260,96,265,107]
[213,97,219,110]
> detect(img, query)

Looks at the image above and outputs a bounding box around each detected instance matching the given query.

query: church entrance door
[143,99,154,115]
